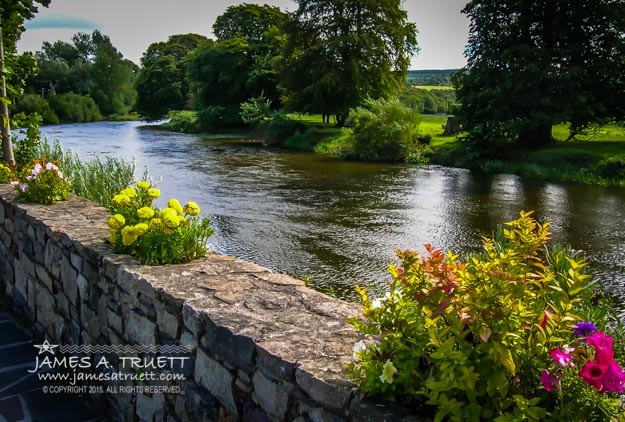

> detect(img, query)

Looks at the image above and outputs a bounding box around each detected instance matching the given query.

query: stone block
[136,393,166,422]
[56,291,70,320]
[21,253,36,278]
[252,371,290,420]
[126,311,157,345]
[108,308,123,334]
[35,264,54,291]
[194,347,237,418]
[27,277,37,311]
[180,330,198,353]
[76,274,89,302]
[14,260,27,299]
[82,259,99,283]
[44,240,62,278]
[80,303,102,339]
[295,369,352,414]
[257,346,297,384]
[36,285,56,330]
[201,320,256,374]
[70,252,83,273]
[157,309,180,340]
[182,303,204,337]
[61,255,78,302]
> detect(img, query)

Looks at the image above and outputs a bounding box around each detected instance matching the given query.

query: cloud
[25,14,100,31]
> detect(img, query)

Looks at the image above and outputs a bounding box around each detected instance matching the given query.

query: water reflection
[40,121,625,313]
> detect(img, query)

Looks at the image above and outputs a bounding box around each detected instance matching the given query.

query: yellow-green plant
[107,181,213,264]
[0,163,13,184]
[12,159,72,204]
[348,211,625,421]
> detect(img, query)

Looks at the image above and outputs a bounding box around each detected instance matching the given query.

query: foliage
[240,94,273,126]
[455,0,625,150]
[135,56,183,121]
[29,30,136,119]
[313,128,354,157]
[262,112,306,146]
[399,86,456,114]
[0,163,13,183]
[348,211,625,421]
[280,0,418,125]
[36,139,135,208]
[13,159,72,204]
[48,93,102,123]
[11,94,59,124]
[160,110,199,134]
[11,112,42,168]
[136,34,208,120]
[344,98,425,163]
[108,182,213,265]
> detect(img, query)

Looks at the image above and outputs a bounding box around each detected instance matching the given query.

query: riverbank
[160,111,625,187]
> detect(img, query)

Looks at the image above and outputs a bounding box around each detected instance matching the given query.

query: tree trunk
[518,124,553,149]
[0,20,14,166]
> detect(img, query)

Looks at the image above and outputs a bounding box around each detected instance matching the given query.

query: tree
[135,56,183,120]
[0,0,50,165]
[280,0,418,125]
[455,0,625,150]
[135,34,208,120]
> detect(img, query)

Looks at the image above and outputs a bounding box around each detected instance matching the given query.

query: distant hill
[407,69,459,86]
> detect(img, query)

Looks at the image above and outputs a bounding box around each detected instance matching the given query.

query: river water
[40,121,625,313]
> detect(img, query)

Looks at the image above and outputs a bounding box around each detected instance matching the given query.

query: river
[39,121,625,314]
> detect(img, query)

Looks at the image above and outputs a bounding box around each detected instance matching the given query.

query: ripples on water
[40,122,625,315]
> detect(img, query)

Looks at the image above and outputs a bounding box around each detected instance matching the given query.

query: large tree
[455,0,625,149]
[280,0,418,125]
[1,0,50,165]
[135,34,208,120]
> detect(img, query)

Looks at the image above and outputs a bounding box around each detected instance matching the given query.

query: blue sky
[17,0,470,70]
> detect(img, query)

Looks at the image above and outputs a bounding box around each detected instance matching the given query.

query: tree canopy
[280,0,418,125]
[455,0,625,149]
[134,34,208,120]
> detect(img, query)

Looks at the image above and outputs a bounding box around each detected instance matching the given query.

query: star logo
[34,340,58,355]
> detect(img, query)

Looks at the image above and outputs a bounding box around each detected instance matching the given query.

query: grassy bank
[162,110,625,186]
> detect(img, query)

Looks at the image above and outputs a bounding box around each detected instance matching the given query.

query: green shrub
[314,128,355,156]
[197,105,241,130]
[11,94,59,125]
[161,111,200,133]
[349,211,625,421]
[344,98,424,163]
[108,182,213,264]
[595,157,625,180]
[263,113,306,146]
[11,112,43,169]
[48,93,102,123]
[13,159,72,204]
[0,163,13,184]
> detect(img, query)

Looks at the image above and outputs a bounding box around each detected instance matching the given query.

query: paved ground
[0,311,100,422]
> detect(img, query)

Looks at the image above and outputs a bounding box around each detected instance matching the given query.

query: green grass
[412,85,455,91]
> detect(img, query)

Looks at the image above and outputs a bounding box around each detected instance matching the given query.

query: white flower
[371,298,382,309]
[562,344,575,354]
[352,340,366,361]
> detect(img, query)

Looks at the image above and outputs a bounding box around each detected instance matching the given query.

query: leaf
[479,327,492,343]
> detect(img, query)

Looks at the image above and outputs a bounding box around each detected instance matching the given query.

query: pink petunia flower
[541,370,560,392]
[580,360,609,391]
[587,332,614,363]
[550,348,575,368]
[602,360,625,393]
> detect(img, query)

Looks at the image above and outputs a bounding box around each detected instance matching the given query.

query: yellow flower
[136,181,150,190]
[137,207,155,219]
[149,218,163,230]
[163,228,173,235]
[109,229,118,244]
[147,188,160,198]
[178,215,188,226]
[120,187,137,199]
[183,201,200,216]
[134,223,149,235]
[122,233,137,246]
[108,214,125,229]
[379,360,397,384]
[163,212,180,229]
[168,199,183,215]
[112,194,131,207]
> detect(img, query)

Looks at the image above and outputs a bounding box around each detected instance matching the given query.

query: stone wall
[0,185,419,422]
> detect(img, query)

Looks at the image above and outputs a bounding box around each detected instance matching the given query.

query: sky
[17,0,470,70]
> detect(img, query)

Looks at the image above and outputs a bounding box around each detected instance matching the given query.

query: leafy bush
[348,211,625,421]
[11,94,59,125]
[108,182,213,264]
[0,163,13,184]
[197,105,242,130]
[161,111,200,133]
[13,159,72,204]
[595,157,625,180]
[11,112,43,169]
[263,113,306,146]
[48,93,102,123]
[344,98,425,163]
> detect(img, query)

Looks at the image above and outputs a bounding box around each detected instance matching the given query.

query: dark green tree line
[455,0,625,150]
